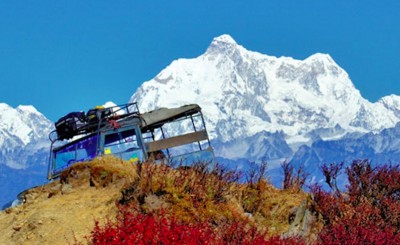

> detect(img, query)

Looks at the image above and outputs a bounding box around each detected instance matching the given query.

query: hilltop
[0,157,135,244]
[0,156,314,244]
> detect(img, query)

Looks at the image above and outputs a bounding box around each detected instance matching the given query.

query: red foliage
[313,160,400,244]
[87,205,303,245]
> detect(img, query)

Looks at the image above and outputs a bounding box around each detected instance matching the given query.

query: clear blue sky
[1,1,399,121]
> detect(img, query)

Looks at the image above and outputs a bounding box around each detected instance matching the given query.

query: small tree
[320,161,344,197]
[281,161,307,191]
[246,161,268,187]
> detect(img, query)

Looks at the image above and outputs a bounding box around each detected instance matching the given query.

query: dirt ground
[0,158,133,245]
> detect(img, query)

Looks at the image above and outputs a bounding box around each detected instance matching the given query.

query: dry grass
[89,156,138,187]
[0,156,312,244]
[116,160,310,237]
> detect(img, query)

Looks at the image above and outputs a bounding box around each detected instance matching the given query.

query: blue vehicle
[48,102,214,180]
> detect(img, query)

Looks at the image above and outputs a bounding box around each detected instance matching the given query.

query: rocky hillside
[0,156,314,244]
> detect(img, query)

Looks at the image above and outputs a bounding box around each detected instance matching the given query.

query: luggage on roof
[55,111,86,140]
[86,106,113,124]
[53,104,137,141]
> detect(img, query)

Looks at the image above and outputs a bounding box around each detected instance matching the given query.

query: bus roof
[140,104,201,130]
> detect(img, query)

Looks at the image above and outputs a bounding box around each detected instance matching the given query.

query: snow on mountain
[213,130,292,161]
[130,34,400,157]
[377,94,400,118]
[291,122,400,168]
[0,103,53,169]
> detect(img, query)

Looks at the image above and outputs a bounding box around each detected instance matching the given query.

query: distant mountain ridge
[131,34,400,152]
[0,103,52,169]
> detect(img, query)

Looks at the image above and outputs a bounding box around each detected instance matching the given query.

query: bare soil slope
[0,157,137,245]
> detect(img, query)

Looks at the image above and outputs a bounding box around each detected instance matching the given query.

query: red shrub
[86,205,303,245]
[313,160,400,244]
[90,209,215,245]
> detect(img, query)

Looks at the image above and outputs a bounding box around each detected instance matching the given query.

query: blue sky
[1,1,399,121]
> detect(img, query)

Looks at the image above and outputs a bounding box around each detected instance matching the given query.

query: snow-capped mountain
[0,103,53,169]
[292,122,400,166]
[130,34,400,157]
[0,103,53,209]
[213,130,292,162]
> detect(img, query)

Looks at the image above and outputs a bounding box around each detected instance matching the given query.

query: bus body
[48,103,214,180]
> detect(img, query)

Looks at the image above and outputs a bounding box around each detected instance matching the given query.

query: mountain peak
[206,34,238,55]
[16,105,40,115]
[212,34,237,45]
[306,53,334,63]
[0,103,12,111]
[0,102,53,168]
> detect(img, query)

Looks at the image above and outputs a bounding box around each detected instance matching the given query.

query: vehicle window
[54,135,98,173]
[103,129,139,155]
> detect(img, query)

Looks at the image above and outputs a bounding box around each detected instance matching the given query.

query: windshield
[52,135,98,175]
